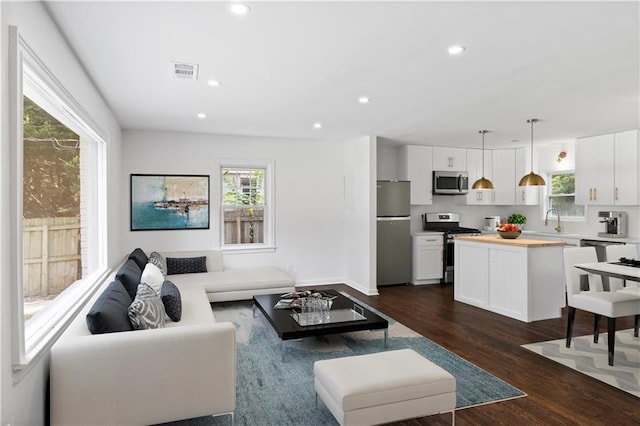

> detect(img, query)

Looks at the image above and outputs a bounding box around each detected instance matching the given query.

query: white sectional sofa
[163,250,296,302]
[50,249,295,426]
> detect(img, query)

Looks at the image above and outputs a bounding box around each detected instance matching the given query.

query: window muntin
[546,171,585,219]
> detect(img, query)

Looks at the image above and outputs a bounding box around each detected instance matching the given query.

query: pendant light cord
[528,119,538,171]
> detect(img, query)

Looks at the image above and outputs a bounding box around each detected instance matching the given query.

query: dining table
[575,261,640,285]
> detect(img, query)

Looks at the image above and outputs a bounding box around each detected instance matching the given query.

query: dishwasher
[579,239,626,290]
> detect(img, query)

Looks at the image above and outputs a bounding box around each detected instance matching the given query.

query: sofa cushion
[141,262,164,294]
[167,256,208,275]
[128,283,165,330]
[148,251,168,276]
[161,280,182,322]
[128,248,148,270]
[116,258,143,299]
[86,280,133,334]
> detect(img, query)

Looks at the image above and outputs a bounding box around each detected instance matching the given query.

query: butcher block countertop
[455,235,566,248]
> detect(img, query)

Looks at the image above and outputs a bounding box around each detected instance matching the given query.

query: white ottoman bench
[314,349,456,426]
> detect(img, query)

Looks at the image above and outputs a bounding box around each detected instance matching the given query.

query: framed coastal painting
[130,174,210,231]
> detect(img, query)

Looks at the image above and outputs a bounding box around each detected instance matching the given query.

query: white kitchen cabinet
[613,130,639,205]
[575,134,615,205]
[454,236,565,322]
[515,147,539,205]
[433,147,466,171]
[411,233,443,284]
[398,145,433,205]
[491,149,516,205]
[466,148,492,205]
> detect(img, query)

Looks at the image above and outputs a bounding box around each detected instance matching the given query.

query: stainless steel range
[422,213,481,283]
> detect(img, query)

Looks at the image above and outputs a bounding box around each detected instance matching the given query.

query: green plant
[508,213,527,225]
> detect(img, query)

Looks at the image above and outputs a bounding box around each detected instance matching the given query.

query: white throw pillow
[141,262,164,294]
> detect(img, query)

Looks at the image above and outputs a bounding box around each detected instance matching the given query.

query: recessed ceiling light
[313,122,322,129]
[447,45,466,55]
[358,96,370,104]
[208,80,221,87]
[197,113,206,119]
[230,3,250,15]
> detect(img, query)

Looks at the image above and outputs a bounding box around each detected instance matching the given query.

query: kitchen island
[454,235,565,322]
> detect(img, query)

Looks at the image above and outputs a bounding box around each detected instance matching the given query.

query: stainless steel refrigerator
[376,180,411,286]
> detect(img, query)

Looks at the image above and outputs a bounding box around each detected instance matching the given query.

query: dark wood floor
[315,283,639,426]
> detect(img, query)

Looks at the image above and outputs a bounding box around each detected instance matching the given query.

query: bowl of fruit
[497,223,521,239]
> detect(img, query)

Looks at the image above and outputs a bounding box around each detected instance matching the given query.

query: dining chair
[563,247,640,366]
[605,244,639,291]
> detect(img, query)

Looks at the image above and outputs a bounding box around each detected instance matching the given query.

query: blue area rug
[163,296,525,425]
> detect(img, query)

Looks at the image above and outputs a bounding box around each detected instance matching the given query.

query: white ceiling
[44,1,639,149]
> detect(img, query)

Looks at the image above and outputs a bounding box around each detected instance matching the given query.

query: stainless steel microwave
[433,171,469,194]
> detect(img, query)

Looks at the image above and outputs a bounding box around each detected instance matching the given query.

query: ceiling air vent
[170,62,199,81]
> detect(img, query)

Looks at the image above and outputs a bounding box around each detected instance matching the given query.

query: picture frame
[130,174,210,231]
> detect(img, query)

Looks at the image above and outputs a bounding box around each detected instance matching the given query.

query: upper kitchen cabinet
[515,147,539,205]
[575,130,637,205]
[613,130,639,205]
[492,149,516,205]
[433,147,466,171]
[466,148,492,205]
[398,145,433,205]
[575,134,614,205]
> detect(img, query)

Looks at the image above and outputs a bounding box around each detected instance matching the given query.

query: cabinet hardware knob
[589,188,592,200]
[615,187,618,201]
[594,188,597,200]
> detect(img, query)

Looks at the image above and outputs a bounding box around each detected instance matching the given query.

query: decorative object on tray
[274,290,338,309]
[497,223,521,239]
[616,257,640,268]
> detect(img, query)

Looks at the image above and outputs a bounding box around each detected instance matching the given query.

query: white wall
[0,2,122,425]
[343,136,377,295]
[121,130,347,285]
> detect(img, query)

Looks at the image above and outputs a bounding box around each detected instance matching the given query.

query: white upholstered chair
[605,244,639,291]
[563,247,640,366]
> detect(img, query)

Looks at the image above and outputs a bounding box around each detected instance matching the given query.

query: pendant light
[472,130,494,189]
[518,118,546,186]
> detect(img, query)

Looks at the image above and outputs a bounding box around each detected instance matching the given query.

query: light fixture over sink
[518,118,546,186]
[472,130,494,190]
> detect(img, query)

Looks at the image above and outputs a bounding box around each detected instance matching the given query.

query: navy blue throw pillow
[166,256,207,275]
[115,258,143,299]
[128,248,148,270]
[86,280,133,334]
[161,280,182,322]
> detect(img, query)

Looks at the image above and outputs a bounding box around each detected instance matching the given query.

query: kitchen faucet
[544,208,561,233]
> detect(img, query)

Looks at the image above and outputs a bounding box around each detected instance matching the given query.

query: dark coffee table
[252,290,389,361]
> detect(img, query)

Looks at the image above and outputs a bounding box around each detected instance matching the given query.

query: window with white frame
[546,171,585,219]
[220,161,274,249]
[11,30,108,373]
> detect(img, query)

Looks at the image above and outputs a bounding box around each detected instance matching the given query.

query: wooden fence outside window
[23,217,81,299]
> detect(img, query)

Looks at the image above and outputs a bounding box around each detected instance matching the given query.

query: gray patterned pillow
[166,256,207,275]
[148,251,167,276]
[128,283,165,330]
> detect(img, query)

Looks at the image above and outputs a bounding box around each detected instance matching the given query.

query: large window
[220,161,274,250]
[546,171,585,219]
[11,30,108,373]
